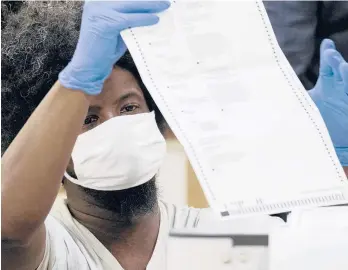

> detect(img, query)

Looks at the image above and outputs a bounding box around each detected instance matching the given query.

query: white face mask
[64,112,166,191]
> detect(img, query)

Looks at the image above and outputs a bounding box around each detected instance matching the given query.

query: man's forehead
[88,67,144,100]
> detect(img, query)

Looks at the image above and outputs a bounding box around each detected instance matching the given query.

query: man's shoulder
[160,201,223,230]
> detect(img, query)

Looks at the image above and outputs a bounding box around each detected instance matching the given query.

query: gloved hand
[308,39,348,166]
[59,1,170,95]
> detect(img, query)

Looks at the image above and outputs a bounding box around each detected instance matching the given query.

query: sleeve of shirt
[263,1,318,89]
[36,215,89,270]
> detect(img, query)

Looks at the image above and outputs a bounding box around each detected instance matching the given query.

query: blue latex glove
[308,39,348,166]
[59,1,170,95]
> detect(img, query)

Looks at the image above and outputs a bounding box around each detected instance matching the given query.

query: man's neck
[67,200,161,270]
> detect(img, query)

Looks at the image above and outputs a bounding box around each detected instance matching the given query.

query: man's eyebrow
[87,92,142,112]
[115,91,142,104]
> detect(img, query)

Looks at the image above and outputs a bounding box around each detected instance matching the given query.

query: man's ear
[62,158,77,186]
[62,158,73,184]
[66,158,77,178]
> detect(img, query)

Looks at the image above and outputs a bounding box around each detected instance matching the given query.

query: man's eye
[84,115,98,126]
[120,104,139,114]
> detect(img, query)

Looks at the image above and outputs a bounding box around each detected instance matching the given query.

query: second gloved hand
[59,1,170,95]
[309,39,348,166]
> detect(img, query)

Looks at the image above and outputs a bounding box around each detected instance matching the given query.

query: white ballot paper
[121,1,348,219]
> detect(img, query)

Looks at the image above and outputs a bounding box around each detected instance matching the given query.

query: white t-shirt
[38,198,280,270]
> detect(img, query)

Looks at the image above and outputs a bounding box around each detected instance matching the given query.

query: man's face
[81,66,150,134]
[64,66,158,220]
[67,65,151,175]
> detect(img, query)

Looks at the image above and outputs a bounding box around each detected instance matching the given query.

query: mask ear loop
[64,171,80,185]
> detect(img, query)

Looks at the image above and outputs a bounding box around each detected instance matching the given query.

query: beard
[78,178,158,225]
[64,164,158,229]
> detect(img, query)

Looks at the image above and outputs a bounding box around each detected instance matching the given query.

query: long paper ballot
[121,0,348,219]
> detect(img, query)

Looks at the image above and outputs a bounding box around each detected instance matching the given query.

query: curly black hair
[1,1,165,155]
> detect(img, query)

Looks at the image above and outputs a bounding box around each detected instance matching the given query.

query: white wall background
[157,140,188,207]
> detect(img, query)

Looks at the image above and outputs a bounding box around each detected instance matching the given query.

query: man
[2,1,348,270]
[264,1,348,90]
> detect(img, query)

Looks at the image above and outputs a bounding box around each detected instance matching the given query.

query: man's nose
[100,108,118,123]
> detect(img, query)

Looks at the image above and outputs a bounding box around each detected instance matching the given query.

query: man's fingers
[339,62,348,95]
[319,39,336,76]
[114,1,171,13]
[324,49,345,81]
